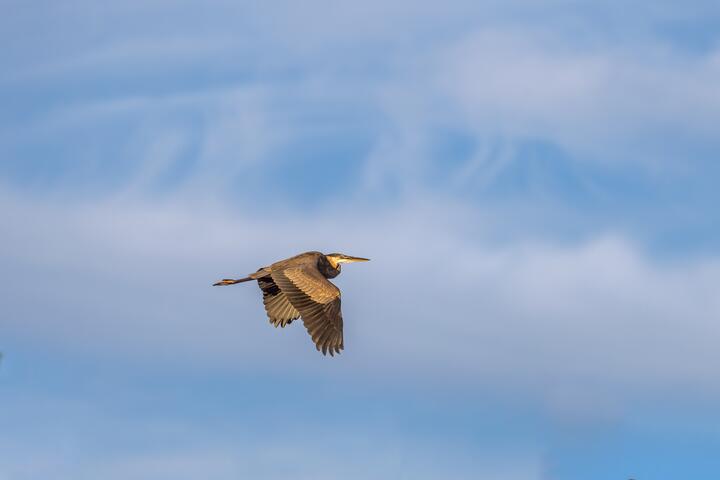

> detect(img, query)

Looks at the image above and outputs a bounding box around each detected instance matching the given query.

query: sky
[2,1,720,478]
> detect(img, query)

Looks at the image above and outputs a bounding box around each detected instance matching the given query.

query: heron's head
[325,253,370,269]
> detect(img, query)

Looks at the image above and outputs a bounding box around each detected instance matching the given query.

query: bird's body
[214,251,369,356]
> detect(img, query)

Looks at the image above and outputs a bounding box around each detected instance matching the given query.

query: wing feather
[271,266,344,355]
[258,276,301,327]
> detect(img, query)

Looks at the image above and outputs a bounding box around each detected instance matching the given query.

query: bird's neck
[319,256,341,278]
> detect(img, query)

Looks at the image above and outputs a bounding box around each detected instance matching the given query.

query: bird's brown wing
[271,266,343,356]
[258,276,300,327]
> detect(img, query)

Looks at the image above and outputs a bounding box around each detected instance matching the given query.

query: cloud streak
[3,189,719,406]
[2,2,720,478]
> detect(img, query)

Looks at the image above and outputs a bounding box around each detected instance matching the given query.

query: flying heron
[213,251,369,356]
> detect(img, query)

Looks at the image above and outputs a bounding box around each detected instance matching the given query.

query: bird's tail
[213,276,253,286]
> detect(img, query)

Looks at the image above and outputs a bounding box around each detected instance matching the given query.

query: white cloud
[2,3,719,477]
[3,189,719,407]
[405,28,720,166]
[6,0,720,178]
[2,0,719,425]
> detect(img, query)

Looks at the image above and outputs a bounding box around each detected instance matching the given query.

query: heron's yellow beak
[337,255,370,264]
[326,253,370,268]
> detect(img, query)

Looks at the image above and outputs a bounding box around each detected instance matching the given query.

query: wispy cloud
[3,190,719,406]
[430,28,720,161]
[2,2,720,478]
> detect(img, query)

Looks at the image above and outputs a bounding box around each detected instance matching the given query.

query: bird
[213,251,369,356]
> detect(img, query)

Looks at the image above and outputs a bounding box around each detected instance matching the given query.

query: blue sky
[2,1,720,478]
